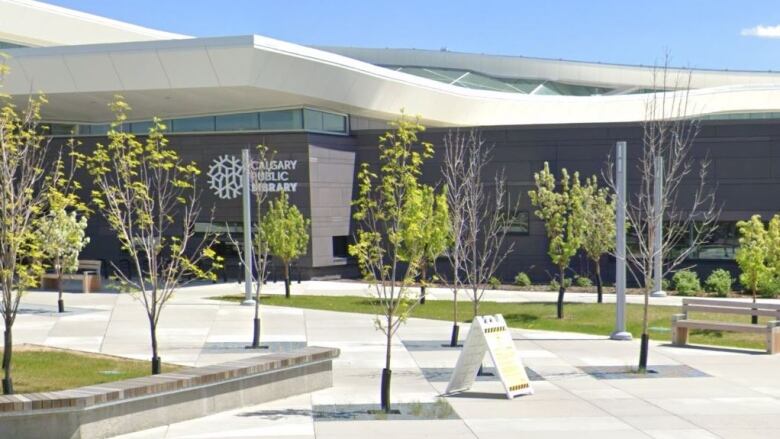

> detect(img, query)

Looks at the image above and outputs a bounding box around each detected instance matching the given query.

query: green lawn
[212,294,770,351]
[1,348,180,393]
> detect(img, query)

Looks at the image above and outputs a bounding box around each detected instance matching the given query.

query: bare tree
[441,130,519,343]
[224,145,275,348]
[606,58,719,371]
[87,98,221,374]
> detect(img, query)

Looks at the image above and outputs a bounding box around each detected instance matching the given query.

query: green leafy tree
[581,176,615,303]
[87,97,221,375]
[348,112,432,412]
[399,184,450,304]
[35,208,89,312]
[0,73,49,394]
[261,191,310,299]
[529,162,586,319]
[736,215,771,323]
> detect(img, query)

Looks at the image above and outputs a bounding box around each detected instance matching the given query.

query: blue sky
[47,0,780,71]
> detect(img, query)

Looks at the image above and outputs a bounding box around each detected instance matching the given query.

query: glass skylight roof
[388,65,616,96]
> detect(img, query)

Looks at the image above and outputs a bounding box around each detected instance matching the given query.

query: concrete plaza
[10,281,780,438]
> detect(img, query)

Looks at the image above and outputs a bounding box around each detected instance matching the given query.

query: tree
[87,97,221,375]
[0,74,50,394]
[580,176,615,303]
[348,112,431,412]
[735,215,772,324]
[223,144,275,348]
[606,58,718,371]
[529,162,587,319]
[399,184,450,305]
[261,191,310,299]
[441,130,519,331]
[35,208,89,312]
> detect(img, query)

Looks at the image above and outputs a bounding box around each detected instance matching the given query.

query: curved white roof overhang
[0,0,187,47]
[3,35,780,127]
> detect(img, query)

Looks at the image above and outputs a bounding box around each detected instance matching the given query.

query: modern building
[3,0,780,282]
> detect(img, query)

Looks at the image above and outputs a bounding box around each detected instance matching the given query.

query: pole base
[650,290,667,298]
[241,299,256,306]
[610,331,633,341]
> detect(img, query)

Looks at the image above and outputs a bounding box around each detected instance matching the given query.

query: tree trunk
[472,291,479,320]
[557,266,565,319]
[450,287,459,346]
[639,287,651,372]
[150,322,161,375]
[381,324,393,412]
[57,266,65,313]
[283,262,291,299]
[252,292,262,347]
[419,262,427,305]
[752,289,758,325]
[638,333,649,371]
[449,323,460,347]
[2,327,13,394]
[595,260,603,304]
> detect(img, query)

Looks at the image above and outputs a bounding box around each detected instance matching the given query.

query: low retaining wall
[0,346,339,439]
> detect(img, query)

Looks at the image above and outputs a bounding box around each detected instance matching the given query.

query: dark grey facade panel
[53,119,780,284]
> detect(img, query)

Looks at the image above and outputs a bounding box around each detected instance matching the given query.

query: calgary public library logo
[207,154,299,200]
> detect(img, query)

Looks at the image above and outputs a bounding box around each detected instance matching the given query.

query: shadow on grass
[691,329,724,338]
[503,313,540,324]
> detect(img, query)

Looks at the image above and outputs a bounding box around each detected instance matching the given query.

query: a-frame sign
[445,314,533,399]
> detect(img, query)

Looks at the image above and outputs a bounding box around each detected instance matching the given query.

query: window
[690,221,738,260]
[260,109,303,130]
[215,113,259,131]
[303,109,324,131]
[332,236,350,258]
[323,112,347,133]
[172,116,215,132]
[130,121,155,134]
[43,108,348,137]
[509,212,530,235]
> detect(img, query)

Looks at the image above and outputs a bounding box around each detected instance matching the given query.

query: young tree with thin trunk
[581,176,615,303]
[399,185,450,305]
[0,75,50,394]
[441,130,518,326]
[36,207,89,312]
[606,59,718,372]
[87,97,221,375]
[224,144,275,348]
[348,112,431,413]
[735,216,768,305]
[261,191,309,299]
[529,162,587,319]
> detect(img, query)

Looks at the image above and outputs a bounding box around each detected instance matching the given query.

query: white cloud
[741,24,780,38]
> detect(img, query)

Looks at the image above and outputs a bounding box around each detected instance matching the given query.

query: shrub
[548,277,572,291]
[488,276,501,289]
[514,272,531,287]
[704,269,733,297]
[757,275,780,299]
[672,270,701,296]
[661,278,671,292]
[574,276,592,287]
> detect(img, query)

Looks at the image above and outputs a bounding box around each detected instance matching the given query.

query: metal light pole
[611,141,632,340]
[651,155,666,297]
[241,148,256,306]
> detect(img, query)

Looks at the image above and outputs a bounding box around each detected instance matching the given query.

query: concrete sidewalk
[9,282,780,438]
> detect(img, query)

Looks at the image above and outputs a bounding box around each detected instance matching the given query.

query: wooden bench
[41,260,102,294]
[671,298,780,354]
